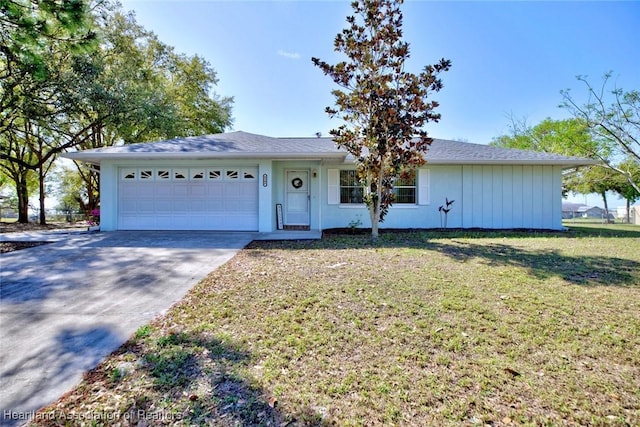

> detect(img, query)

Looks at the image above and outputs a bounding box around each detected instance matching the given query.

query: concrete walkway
[0,231,256,426]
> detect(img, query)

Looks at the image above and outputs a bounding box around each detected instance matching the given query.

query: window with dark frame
[339,169,416,204]
[340,170,363,204]
[393,170,416,204]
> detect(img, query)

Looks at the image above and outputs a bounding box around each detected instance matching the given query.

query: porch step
[283,225,310,231]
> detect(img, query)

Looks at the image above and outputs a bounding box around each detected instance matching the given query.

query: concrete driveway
[0,231,255,426]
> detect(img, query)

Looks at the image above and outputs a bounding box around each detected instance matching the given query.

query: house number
[291,177,303,189]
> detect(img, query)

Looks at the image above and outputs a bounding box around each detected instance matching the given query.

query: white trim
[418,169,430,205]
[327,169,339,205]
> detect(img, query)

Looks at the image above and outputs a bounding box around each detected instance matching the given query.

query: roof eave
[425,159,597,168]
[61,151,348,163]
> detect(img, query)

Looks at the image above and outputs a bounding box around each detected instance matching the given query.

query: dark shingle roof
[64,130,594,167]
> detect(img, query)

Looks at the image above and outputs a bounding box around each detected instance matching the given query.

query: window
[208,170,221,180]
[173,169,188,180]
[336,169,416,204]
[156,170,170,180]
[393,170,416,204]
[340,170,363,204]
[122,169,137,180]
[190,169,204,180]
[140,170,153,180]
[226,170,239,180]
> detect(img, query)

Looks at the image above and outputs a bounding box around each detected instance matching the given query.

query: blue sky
[119,0,639,207]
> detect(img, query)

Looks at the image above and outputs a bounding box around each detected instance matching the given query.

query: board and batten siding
[461,165,562,229]
[322,164,563,230]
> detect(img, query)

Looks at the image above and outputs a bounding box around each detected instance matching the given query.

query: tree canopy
[491,113,639,210]
[0,0,97,82]
[490,117,598,158]
[312,0,451,239]
[561,73,640,193]
[0,1,233,223]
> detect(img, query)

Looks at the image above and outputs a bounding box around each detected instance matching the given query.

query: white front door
[285,170,310,226]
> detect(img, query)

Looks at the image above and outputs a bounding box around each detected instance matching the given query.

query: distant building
[562,202,613,220]
[616,206,640,225]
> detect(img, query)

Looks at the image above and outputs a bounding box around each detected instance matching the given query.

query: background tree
[491,116,640,208]
[610,159,640,223]
[0,0,97,79]
[312,0,451,239]
[564,166,618,219]
[61,8,233,218]
[491,116,600,157]
[1,2,233,223]
[1,0,99,222]
[561,72,640,193]
[53,165,86,213]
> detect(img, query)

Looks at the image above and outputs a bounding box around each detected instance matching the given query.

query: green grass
[33,226,640,426]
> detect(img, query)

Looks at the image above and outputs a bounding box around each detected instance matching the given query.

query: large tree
[490,116,640,205]
[610,159,640,223]
[1,2,233,223]
[312,0,451,239]
[60,8,233,218]
[564,165,619,219]
[1,0,99,222]
[561,73,640,193]
[0,0,97,80]
[491,117,599,157]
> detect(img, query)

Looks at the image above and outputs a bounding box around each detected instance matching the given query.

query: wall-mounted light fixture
[262,173,268,187]
[312,169,318,178]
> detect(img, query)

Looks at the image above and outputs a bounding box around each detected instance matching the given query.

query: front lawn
[34,226,640,426]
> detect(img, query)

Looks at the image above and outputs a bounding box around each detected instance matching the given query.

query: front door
[285,170,310,226]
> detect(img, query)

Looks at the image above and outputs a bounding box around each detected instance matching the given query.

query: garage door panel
[120,184,140,197]
[136,200,155,212]
[154,185,173,197]
[173,184,189,197]
[208,185,224,197]
[149,199,169,211]
[190,185,206,197]
[120,199,138,213]
[118,167,258,231]
[188,199,208,211]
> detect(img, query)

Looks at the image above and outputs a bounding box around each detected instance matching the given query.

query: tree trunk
[626,198,631,224]
[369,172,383,241]
[370,208,379,240]
[88,169,99,212]
[16,172,29,223]
[600,191,610,223]
[38,164,46,225]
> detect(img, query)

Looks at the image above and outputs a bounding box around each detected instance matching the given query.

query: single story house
[562,202,610,220]
[63,131,594,233]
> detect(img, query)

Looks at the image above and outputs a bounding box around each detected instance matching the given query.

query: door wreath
[291,177,303,189]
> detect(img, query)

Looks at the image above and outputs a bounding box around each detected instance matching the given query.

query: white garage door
[118,166,259,231]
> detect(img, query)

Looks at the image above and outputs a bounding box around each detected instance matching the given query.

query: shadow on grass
[250,228,640,287]
[322,225,640,240]
[35,330,330,427]
[425,240,640,287]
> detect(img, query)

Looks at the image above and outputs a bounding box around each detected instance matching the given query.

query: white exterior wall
[321,165,464,230]
[460,165,562,229]
[320,164,564,230]
[257,160,273,232]
[98,160,565,232]
[99,161,119,231]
